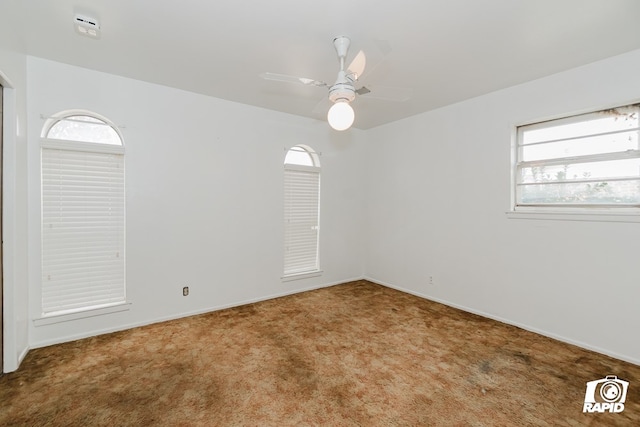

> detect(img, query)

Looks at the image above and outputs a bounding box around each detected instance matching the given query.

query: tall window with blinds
[41,113,125,316]
[515,103,640,209]
[283,145,321,277]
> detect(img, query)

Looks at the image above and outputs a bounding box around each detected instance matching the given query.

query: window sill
[281,270,323,282]
[33,302,131,327]
[506,210,640,223]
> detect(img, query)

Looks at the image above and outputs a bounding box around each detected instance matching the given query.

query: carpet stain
[479,360,493,374]
[1,280,638,426]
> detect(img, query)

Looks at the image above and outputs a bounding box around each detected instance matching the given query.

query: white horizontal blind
[284,165,320,275]
[515,104,640,207]
[42,147,125,315]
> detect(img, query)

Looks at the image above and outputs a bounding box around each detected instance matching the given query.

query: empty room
[1,1,639,425]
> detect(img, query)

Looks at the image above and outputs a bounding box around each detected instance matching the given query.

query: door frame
[0,69,17,373]
[0,83,3,373]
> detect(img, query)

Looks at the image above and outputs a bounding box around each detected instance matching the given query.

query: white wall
[365,49,640,364]
[9,47,640,369]
[0,3,30,372]
[26,57,365,348]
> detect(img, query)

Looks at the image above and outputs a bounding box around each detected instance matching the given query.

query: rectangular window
[41,147,125,315]
[514,103,640,210]
[283,165,320,276]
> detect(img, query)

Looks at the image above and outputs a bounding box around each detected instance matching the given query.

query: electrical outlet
[183,286,189,296]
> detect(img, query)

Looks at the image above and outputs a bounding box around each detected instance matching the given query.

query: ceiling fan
[261,36,407,131]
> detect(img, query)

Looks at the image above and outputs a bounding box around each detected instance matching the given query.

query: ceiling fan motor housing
[329,69,355,103]
[329,82,356,103]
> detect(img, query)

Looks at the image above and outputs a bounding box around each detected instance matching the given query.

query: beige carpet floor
[0,280,638,426]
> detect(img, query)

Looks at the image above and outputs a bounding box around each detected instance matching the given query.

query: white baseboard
[18,345,29,366]
[27,275,640,367]
[4,345,30,373]
[30,276,366,350]
[364,276,640,366]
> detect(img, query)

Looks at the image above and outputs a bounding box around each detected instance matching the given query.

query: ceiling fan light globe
[327,102,355,131]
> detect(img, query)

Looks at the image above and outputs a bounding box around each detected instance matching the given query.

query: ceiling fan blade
[357,84,412,102]
[260,72,326,87]
[311,97,331,115]
[346,50,366,81]
[352,39,392,83]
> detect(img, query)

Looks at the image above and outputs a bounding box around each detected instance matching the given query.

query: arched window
[45,114,122,145]
[283,145,321,278]
[284,145,319,167]
[41,111,125,316]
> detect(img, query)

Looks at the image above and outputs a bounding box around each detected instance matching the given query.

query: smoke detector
[74,14,101,39]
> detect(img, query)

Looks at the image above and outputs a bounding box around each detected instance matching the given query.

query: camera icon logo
[583,375,629,413]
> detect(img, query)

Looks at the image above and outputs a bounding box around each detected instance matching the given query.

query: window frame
[37,111,128,323]
[282,145,322,281]
[509,103,640,222]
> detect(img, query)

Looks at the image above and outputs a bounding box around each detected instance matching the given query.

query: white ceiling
[3,0,640,129]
